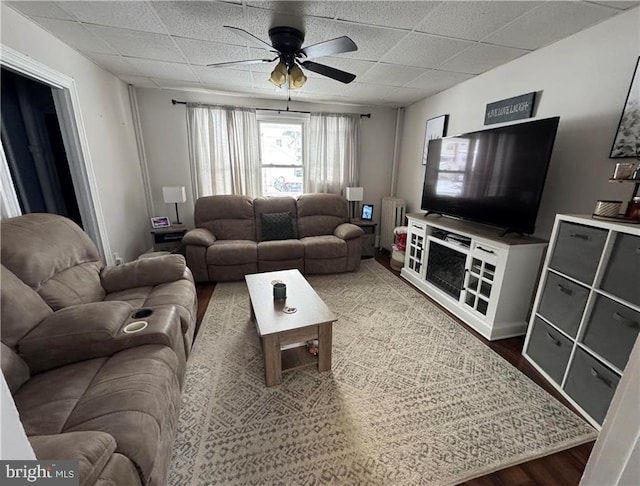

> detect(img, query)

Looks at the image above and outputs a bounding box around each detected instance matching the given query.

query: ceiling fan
[207,25,358,89]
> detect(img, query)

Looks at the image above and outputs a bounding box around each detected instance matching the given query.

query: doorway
[1,67,82,226]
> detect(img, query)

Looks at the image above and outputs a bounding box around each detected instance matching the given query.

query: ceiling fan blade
[300,61,356,84]
[207,58,276,68]
[224,25,274,51]
[299,36,357,60]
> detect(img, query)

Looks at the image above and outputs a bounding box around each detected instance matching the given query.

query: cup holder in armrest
[123,321,148,334]
[131,308,153,319]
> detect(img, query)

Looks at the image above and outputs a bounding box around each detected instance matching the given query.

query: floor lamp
[346,187,363,221]
[162,186,186,225]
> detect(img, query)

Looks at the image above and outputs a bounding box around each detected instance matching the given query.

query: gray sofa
[1,213,198,486]
[183,193,365,282]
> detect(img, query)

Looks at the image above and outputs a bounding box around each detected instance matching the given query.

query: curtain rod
[171,99,371,118]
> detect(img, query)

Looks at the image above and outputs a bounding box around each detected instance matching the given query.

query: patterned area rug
[169,260,596,485]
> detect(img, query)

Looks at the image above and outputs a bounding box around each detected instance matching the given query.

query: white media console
[401,213,548,340]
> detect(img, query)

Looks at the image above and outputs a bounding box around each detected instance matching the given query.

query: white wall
[134,88,397,231]
[1,5,148,262]
[396,8,640,239]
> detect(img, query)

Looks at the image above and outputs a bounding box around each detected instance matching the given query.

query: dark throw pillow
[260,212,296,241]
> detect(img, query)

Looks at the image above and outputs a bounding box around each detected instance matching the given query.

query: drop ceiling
[6,1,638,107]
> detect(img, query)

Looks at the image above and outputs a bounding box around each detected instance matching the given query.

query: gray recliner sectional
[183,193,365,282]
[1,213,198,486]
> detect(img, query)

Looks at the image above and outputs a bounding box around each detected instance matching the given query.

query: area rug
[169,260,596,485]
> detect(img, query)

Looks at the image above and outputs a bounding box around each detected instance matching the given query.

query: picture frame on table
[422,114,449,165]
[150,216,171,229]
[610,56,640,158]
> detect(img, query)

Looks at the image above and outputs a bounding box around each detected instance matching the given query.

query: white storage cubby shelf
[401,213,548,341]
[522,214,640,429]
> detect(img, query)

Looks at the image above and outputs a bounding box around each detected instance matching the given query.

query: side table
[150,225,187,253]
[350,219,377,258]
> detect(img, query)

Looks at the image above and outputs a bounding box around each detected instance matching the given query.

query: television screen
[421,117,560,234]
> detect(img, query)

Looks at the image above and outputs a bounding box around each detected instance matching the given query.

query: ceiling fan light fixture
[269,62,288,87]
[289,63,307,89]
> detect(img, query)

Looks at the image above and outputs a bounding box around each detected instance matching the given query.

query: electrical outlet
[113,252,124,266]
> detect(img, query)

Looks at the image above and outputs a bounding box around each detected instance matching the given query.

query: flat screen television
[421,116,560,235]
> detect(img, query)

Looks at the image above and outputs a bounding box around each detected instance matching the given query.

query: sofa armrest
[30,431,116,486]
[183,228,216,247]
[18,302,183,373]
[100,254,186,293]
[334,223,364,240]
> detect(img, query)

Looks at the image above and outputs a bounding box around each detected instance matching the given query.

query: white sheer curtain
[305,113,360,194]
[186,104,261,198]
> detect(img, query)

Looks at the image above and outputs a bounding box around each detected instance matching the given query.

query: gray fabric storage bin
[537,272,589,338]
[526,317,573,385]
[549,222,607,285]
[565,347,620,425]
[600,233,640,307]
[582,294,640,372]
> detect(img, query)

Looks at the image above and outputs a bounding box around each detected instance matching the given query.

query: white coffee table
[245,269,336,387]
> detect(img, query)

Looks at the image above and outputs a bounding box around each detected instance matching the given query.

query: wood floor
[193,253,594,486]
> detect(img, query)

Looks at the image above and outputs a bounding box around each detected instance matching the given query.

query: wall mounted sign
[484,92,536,125]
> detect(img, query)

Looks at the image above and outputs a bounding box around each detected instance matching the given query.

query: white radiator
[380,197,406,251]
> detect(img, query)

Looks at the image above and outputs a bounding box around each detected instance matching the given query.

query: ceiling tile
[437,43,528,75]
[381,32,473,69]
[85,53,142,76]
[247,1,339,20]
[328,22,407,62]
[332,1,441,30]
[298,76,351,94]
[406,69,475,91]
[589,1,640,9]
[382,87,435,105]
[484,1,618,50]
[244,7,336,49]
[358,63,427,87]
[86,25,185,62]
[151,78,204,90]
[130,59,198,82]
[7,1,74,20]
[117,75,158,88]
[150,1,247,44]
[30,18,115,54]
[415,1,541,41]
[174,38,253,66]
[192,65,254,87]
[58,1,166,34]
[314,57,377,77]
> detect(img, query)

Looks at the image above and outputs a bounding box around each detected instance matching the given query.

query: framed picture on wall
[422,114,449,165]
[610,57,640,158]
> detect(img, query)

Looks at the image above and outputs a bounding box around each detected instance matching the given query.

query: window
[257,113,307,197]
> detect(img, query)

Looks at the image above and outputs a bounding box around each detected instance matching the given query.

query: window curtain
[186,104,261,198]
[305,113,360,194]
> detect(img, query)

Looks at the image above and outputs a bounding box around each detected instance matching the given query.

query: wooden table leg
[317,322,333,372]
[263,334,281,387]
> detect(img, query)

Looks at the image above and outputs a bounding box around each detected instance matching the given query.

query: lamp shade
[345,187,364,202]
[162,186,186,204]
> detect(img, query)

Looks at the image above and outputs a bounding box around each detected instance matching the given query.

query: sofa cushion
[29,431,116,486]
[260,212,296,241]
[207,240,257,265]
[194,195,255,240]
[1,265,53,347]
[297,194,349,238]
[254,196,297,238]
[100,255,186,293]
[15,345,181,486]
[1,214,105,307]
[1,343,30,394]
[258,239,304,260]
[301,235,348,259]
